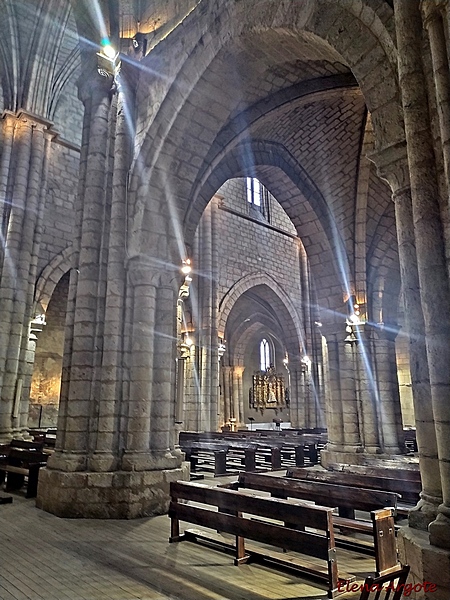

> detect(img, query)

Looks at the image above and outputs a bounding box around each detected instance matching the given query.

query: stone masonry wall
[214,177,301,304]
[37,142,79,275]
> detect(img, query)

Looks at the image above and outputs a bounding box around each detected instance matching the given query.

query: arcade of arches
[0,0,450,596]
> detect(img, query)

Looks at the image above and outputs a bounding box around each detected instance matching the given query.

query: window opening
[260,338,271,371]
[246,177,261,206]
[246,177,270,220]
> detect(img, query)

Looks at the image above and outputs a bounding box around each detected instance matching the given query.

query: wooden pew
[181,441,233,475]
[0,447,48,498]
[329,463,421,483]
[10,439,45,451]
[287,467,421,506]
[358,564,410,600]
[169,480,350,598]
[225,472,399,575]
[179,431,322,473]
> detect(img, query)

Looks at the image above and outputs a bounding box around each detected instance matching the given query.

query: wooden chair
[359,565,410,600]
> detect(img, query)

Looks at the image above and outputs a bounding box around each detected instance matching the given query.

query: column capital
[77,61,116,105]
[369,141,410,196]
[421,0,445,27]
[126,255,161,287]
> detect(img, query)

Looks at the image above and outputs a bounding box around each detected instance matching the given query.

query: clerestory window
[246,177,270,221]
[260,338,271,372]
[246,177,262,206]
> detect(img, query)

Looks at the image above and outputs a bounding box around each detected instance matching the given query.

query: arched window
[246,177,262,206]
[260,338,271,371]
[246,177,270,220]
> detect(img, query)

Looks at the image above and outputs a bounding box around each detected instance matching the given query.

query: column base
[429,509,450,549]
[36,462,190,519]
[409,497,441,531]
[398,526,450,599]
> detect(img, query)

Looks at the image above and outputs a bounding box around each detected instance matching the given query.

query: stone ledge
[36,462,190,519]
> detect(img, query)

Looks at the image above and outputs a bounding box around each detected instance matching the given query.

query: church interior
[1,1,450,598]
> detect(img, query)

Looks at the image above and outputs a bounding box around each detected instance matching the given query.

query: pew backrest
[235,472,399,512]
[287,468,420,504]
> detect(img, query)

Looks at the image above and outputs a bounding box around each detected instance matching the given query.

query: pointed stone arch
[129,0,402,249]
[34,245,75,314]
[218,272,304,356]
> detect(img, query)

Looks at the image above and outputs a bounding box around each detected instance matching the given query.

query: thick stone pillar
[121,257,156,469]
[370,326,404,454]
[395,0,450,548]
[322,329,345,454]
[372,147,442,528]
[150,274,179,467]
[89,82,130,473]
[47,75,113,473]
[353,325,380,453]
[37,65,188,518]
[0,113,50,442]
[423,1,450,186]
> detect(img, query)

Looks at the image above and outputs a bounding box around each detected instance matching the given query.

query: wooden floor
[0,473,381,600]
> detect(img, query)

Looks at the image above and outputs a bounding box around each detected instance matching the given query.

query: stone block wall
[215,178,301,304]
[37,141,80,275]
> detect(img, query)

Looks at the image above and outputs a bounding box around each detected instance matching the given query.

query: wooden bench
[0,447,48,498]
[169,480,352,598]
[329,463,421,483]
[287,467,421,507]
[29,428,57,449]
[10,439,45,451]
[224,472,399,575]
[179,431,322,474]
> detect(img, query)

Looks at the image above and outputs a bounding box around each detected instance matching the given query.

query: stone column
[288,368,301,428]
[48,75,113,473]
[231,367,241,427]
[0,114,49,442]
[423,2,450,186]
[322,330,345,453]
[198,206,212,430]
[370,325,404,454]
[321,323,370,467]
[353,325,380,453]
[341,337,362,452]
[374,147,442,527]
[395,0,450,547]
[236,366,245,426]
[89,78,131,472]
[209,201,219,431]
[221,366,232,425]
[150,274,180,468]
[121,256,156,470]
[0,113,15,238]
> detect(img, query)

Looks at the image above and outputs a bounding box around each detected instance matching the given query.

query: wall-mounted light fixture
[218,338,226,360]
[181,259,192,275]
[178,332,194,359]
[301,355,311,372]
